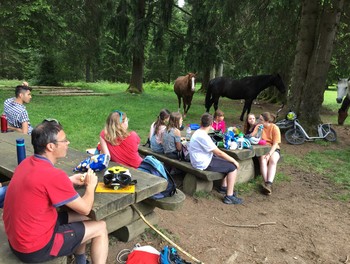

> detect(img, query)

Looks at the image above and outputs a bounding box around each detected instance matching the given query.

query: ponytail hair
[153,109,170,135]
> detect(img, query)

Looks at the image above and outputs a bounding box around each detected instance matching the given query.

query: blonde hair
[104,111,130,145]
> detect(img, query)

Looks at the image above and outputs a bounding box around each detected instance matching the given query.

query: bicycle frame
[291,119,333,140]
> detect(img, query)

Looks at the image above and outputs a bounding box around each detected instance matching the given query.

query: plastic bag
[73,154,110,172]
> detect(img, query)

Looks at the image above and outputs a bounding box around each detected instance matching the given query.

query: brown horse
[174,73,196,117]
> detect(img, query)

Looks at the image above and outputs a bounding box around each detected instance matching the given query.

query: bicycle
[284,115,337,145]
[275,105,294,130]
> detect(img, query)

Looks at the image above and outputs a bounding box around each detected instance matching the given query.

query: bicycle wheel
[285,128,306,145]
[324,127,337,142]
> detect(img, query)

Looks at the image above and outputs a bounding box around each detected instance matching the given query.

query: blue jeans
[0,186,7,208]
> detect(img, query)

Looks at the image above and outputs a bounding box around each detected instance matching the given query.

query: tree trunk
[127,0,146,94]
[289,0,343,129]
[128,55,144,93]
[199,67,211,94]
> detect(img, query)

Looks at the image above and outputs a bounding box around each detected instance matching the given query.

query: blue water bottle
[16,138,26,164]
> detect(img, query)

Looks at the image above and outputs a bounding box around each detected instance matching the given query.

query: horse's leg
[177,95,182,113]
[240,99,253,121]
[184,94,193,117]
[183,99,187,118]
[338,96,350,125]
[213,96,219,112]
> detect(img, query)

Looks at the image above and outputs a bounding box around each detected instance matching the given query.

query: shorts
[205,156,237,174]
[11,212,85,263]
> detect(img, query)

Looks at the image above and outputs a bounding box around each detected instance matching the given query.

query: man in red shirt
[3,119,108,263]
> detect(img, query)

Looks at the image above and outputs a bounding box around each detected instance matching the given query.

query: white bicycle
[285,116,337,145]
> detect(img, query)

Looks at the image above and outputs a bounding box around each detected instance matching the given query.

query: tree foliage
[0,0,349,124]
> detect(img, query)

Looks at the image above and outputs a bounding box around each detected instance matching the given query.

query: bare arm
[21,122,29,134]
[66,169,98,216]
[149,123,155,140]
[7,125,22,133]
[212,147,240,169]
[99,136,110,156]
[174,128,182,151]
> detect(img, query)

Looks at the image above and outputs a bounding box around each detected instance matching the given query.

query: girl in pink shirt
[212,109,226,133]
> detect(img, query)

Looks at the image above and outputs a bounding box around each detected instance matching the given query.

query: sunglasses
[43,118,60,124]
[113,110,124,123]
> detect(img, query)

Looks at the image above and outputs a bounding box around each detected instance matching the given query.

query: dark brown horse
[174,73,196,117]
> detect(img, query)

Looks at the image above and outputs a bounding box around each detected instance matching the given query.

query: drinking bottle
[16,138,26,164]
[186,125,192,140]
[1,114,7,133]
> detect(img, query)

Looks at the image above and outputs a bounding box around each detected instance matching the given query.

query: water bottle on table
[16,138,26,164]
[186,125,192,140]
[237,133,244,150]
[1,114,8,133]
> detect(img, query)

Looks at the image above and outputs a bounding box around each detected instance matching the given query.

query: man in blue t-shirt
[3,84,33,134]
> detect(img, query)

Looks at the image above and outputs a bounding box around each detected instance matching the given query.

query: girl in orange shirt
[252,112,281,195]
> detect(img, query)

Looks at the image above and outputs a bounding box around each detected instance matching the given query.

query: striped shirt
[3,98,33,134]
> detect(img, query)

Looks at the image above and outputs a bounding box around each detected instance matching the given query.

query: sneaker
[223,195,243,205]
[261,182,272,195]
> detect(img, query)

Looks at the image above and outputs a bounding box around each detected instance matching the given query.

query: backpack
[159,246,191,264]
[138,155,177,199]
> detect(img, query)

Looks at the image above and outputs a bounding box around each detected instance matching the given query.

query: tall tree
[127,0,174,93]
[289,0,344,127]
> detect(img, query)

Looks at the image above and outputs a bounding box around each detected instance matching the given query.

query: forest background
[0,0,349,127]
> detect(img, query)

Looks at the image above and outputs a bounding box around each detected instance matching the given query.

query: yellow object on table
[95,182,135,193]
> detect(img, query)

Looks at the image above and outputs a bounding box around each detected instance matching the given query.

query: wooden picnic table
[0,132,167,232]
[220,144,270,158]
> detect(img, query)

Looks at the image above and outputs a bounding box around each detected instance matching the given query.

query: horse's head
[187,72,196,92]
[336,78,350,104]
[274,73,287,94]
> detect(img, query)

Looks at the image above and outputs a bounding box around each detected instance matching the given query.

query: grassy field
[1,80,349,199]
[1,79,346,150]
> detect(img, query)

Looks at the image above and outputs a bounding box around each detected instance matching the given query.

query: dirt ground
[108,104,350,264]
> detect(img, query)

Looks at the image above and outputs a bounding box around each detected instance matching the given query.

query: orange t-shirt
[253,123,281,149]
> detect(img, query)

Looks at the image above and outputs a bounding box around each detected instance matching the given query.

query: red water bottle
[1,114,8,133]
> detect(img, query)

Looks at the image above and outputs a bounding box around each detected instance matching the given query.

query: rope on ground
[214,217,277,228]
[131,204,204,264]
[344,255,349,264]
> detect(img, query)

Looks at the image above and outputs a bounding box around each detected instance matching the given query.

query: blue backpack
[159,246,191,264]
[138,155,177,199]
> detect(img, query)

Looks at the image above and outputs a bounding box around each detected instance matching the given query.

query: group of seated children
[96,107,280,201]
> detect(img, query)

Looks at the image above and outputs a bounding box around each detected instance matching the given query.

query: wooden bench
[139,146,227,195]
[144,188,186,211]
[0,219,67,264]
[0,132,171,259]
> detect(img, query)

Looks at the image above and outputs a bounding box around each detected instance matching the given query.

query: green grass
[282,148,350,198]
[1,79,349,200]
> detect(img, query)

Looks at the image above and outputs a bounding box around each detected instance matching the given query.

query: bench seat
[138,146,243,195]
[144,188,186,211]
[0,220,67,264]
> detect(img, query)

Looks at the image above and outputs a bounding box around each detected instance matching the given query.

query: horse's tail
[205,79,214,111]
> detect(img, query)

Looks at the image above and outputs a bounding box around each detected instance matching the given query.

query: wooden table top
[221,144,271,159]
[0,132,167,220]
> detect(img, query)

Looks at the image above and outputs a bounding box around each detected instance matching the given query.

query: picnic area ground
[1,102,349,264]
[107,104,350,264]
